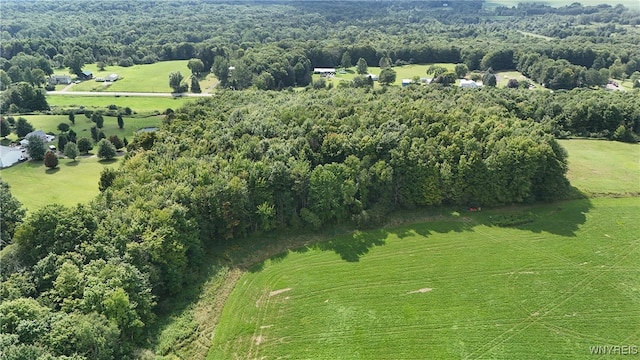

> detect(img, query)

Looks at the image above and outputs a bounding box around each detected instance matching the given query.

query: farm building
[48,75,72,85]
[0,145,24,168]
[460,79,482,88]
[79,70,93,80]
[314,68,336,77]
[420,78,433,84]
[19,130,54,147]
[401,79,413,87]
[106,73,119,82]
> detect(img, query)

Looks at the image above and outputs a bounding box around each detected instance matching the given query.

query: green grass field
[71,61,184,92]
[316,65,538,89]
[0,157,121,211]
[4,114,162,144]
[208,196,639,359]
[560,139,640,195]
[52,60,219,93]
[201,139,640,359]
[47,95,194,114]
[1,114,162,211]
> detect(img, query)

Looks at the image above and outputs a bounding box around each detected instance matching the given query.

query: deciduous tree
[169,71,184,93]
[379,68,396,85]
[15,117,34,138]
[44,151,58,169]
[97,139,117,160]
[0,118,10,138]
[77,137,93,154]
[0,180,25,248]
[25,135,46,161]
[63,141,78,160]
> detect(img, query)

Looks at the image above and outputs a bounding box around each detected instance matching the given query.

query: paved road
[47,90,213,97]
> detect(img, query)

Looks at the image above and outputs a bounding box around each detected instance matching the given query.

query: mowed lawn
[57,60,218,93]
[47,95,195,114]
[316,64,537,88]
[1,114,162,211]
[0,157,121,211]
[560,139,640,195]
[6,114,162,144]
[209,197,639,359]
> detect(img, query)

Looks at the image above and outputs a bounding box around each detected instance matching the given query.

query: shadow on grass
[98,158,118,165]
[249,193,593,269]
[149,194,594,357]
[45,167,60,174]
[65,160,80,167]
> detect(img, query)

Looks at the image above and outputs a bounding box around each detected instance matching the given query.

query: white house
[0,145,24,168]
[460,79,482,88]
[19,130,54,147]
[48,75,72,85]
[420,78,433,84]
[106,73,119,82]
[401,79,413,87]
[368,73,379,81]
[314,68,336,77]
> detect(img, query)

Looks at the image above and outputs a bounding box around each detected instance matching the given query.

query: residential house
[460,79,482,88]
[314,68,336,77]
[106,73,119,82]
[48,75,72,85]
[0,145,24,168]
[19,130,54,147]
[401,79,413,87]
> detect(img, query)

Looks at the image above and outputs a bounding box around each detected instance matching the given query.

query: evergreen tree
[356,58,368,75]
[191,76,201,93]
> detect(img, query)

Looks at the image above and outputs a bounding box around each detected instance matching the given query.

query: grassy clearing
[494,70,543,89]
[0,156,120,211]
[316,64,459,88]
[47,95,194,114]
[560,139,640,196]
[1,114,162,212]
[208,196,639,359]
[4,114,162,144]
[518,30,555,41]
[64,61,195,93]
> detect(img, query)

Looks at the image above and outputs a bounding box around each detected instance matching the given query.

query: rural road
[47,90,213,97]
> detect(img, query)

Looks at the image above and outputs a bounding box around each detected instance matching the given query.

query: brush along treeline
[2,86,576,358]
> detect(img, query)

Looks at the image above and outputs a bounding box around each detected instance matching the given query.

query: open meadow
[202,139,640,359]
[0,157,121,211]
[47,95,195,114]
[1,114,162,211]
[560,139,640,196]
[316,64,537,88]
[209,197,639,359]
[4,114,162,144]
[53,60,218,93]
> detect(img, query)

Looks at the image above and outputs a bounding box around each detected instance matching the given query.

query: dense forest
[1,1,639,359]
[1,0,640,92]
